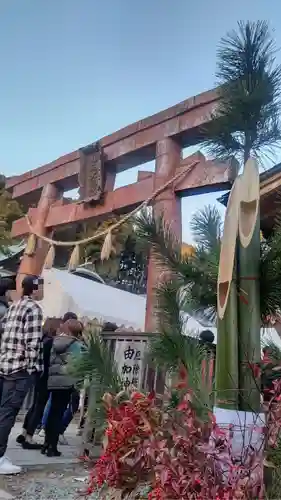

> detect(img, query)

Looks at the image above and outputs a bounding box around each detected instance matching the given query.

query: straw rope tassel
[25,233,37,256]
[101,230,113,261]
[68,244,80,271]
[44,244,56,269]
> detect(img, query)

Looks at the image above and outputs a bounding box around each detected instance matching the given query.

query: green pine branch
[0,179,23,253]
[67,325,122,429]
[201,21,281,165]
[148,278,212,419]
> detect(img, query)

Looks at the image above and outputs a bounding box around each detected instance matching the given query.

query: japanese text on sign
[114,341,145,389]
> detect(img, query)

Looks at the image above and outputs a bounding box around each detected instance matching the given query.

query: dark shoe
[46,447,61,457]
[41,443,48,455]
[16,434,25,445]
[22,441,42,450]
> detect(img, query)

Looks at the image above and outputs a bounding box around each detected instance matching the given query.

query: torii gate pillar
[145,137,182,331]
[16,183,61,296]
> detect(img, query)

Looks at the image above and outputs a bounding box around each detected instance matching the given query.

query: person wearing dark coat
[41,319,83,457]
[0,278,14,324]
[0,278,14,408]
[17,314,78,449]
[37,312,79,441]
[16,318,58,449]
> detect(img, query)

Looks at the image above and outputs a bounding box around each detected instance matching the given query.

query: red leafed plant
[87,389,265,499]
[88,390,162,492]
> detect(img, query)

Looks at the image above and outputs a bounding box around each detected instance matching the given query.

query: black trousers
[45,389,72,449]
[0,371,35,457]
[23,374,49,437]
[60,389,80,435]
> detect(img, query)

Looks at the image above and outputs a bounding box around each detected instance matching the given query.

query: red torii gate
[7,88,237,330]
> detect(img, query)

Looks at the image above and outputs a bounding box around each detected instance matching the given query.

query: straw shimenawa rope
[24,160,199,269]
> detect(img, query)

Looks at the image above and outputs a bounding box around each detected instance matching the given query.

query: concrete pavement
[6,422,81,468]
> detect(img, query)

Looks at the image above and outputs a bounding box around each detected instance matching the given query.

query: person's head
[22,275,44,301]
[200,329,215,344]
[0,278,14,300]
[61,318,83,339]
[43,317,61,338]
[62,311,78,323]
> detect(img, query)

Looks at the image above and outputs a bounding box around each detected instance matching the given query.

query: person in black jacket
[16,318,58,449]
[17,313,78,449]
[0,278,14,322]
[42,319,83,457]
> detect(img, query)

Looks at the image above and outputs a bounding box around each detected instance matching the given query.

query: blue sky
[0,0,280,242]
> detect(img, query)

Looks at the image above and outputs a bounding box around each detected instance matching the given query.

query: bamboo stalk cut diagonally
[217,176,241,320]
[239,158,260,249]
[216,176,241,409]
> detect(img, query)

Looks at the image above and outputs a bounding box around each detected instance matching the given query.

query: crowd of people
[0,275,85,475]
